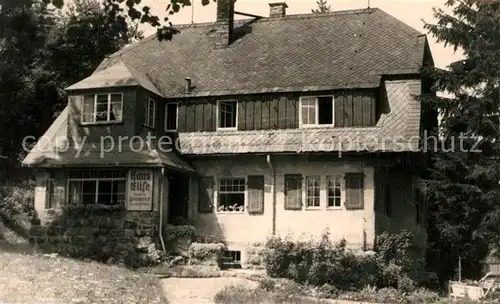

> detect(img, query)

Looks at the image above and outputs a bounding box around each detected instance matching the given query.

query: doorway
[168,171,190,225]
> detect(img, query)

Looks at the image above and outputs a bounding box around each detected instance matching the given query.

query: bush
[163,225,196,255]
[0,180,35,221]
[375,230,421,273]
[214,283,326,304]
[258,278,276,291]
[188,242,226,267]
[263,230,420,293]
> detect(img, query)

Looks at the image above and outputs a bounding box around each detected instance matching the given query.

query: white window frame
[298,95,335,128]
[327,175,343,209]
[216,99,238,131]
[305,175,321,209]
[81,93,124,125]
[66,171,127,205]
[144,98,156,128]
[164,102,179,132]
[216,177,246,213]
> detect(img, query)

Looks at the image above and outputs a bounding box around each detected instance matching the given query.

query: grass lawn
[0,244,167,304]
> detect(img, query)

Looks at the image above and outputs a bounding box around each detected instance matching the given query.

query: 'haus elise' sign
[127,170,153,211]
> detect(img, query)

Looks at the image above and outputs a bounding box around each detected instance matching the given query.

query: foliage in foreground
[215,280,500,304]
[262,230,435,292]
[213,281,446,304]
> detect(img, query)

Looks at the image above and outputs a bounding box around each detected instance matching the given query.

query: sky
[141,0,464,70]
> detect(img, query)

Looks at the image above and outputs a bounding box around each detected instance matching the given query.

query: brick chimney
[215,0,236,48]
[269,2,288,18]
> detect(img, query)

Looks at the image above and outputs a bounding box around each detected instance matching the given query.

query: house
[22,1,436,268]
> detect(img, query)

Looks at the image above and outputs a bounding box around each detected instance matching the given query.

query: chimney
[269,2,288,18]
[215,0,236,48]
[185,77,192,94]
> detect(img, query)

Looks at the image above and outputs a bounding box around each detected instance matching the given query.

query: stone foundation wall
[30,205,162,267]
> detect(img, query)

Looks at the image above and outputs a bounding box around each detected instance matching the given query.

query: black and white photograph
[0,0,499,302]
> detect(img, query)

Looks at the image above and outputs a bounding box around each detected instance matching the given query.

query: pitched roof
[91,8,426,98]
[65,61,162,96]
[35,143,194,173]
[178,79,422,155]
[21,106,194,172]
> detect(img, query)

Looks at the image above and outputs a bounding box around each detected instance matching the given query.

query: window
[217,100,237,130]
[67,170,126,205]
[144,98,156,127]
[218,178,245,212]
[305,176,320,208]
[327,176,342,208]
[299,96,334,127]
[224,250,241,263]
[82,93,123,124]
[165,103,178,131]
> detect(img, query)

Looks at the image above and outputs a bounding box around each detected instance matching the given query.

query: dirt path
[161,277,258,304]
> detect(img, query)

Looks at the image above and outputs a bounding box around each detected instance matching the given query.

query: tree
[422,0,500,283]
[312,0,331,13]
[0,0,140,161]
[39,0,217,41]
[0,0,52,159]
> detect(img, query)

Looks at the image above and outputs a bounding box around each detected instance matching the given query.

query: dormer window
[217,99,238,130]
[144,98,156,128]
[299,96,334,127]
[82,93,123,124]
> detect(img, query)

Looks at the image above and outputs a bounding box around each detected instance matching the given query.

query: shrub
[258,278,276,291]
[315,284,339,299]
[164,225,196,254]
[214,283,324,304]
[262,230,421,293]
[0,180,35,222]
[375,230,420,273]
[188,242,226,267]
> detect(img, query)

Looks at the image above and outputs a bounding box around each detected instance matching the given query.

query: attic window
[82,93,123,124]
[299,96,334,127]
[217,100,238,130]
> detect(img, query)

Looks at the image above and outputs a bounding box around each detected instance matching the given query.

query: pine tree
[423,0,500,282]
[312,0,331,13]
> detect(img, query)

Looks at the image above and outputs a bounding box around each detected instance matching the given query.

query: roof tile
[87,8,425,98]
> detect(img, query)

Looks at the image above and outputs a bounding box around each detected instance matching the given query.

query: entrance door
[168,171,190,225]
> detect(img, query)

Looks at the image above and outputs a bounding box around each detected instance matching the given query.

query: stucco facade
[186,155,401,266]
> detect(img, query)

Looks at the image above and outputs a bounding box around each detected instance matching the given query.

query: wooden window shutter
[247,175,265,214]
[284,174,302,210]
[344,173,364,210]
[198,177,214,213]
[385,184,392,216]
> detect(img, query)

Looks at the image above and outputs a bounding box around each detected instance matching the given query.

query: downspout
[266,155,276,235]
[159,167,167,253]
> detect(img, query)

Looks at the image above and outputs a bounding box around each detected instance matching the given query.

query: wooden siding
[68,87,138,143]
[175,89,378,133]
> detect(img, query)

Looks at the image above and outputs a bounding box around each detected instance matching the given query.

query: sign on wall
[127,169,153,211]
